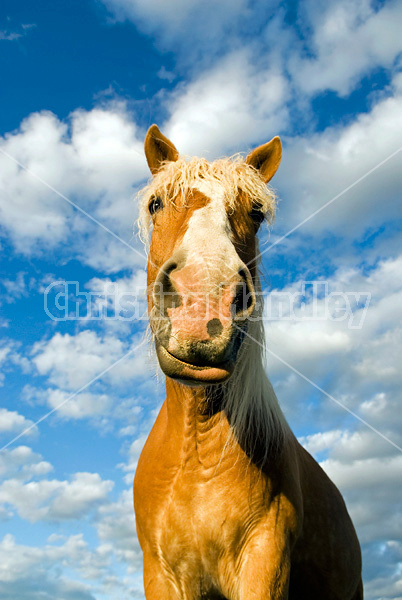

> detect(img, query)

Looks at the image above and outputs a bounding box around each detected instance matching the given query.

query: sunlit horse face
[142,125,281,386]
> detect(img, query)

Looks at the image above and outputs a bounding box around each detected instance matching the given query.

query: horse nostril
[232,283,251,314]
[153,259,183,314]
[165,262,177,275]
[231,269,255,319]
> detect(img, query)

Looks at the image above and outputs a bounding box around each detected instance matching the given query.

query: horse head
[140,125,281,386]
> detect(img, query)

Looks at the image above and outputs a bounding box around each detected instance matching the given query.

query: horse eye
[250,207,265,229]
[149,196,163,215]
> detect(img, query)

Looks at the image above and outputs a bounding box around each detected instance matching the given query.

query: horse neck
[163,356,290,470]
[164,378,234,470]
[165,379,230,436]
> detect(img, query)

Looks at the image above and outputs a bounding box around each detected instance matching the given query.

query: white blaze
[180,180,243,291]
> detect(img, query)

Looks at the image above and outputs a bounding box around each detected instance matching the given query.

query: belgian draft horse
[134,125,363,600]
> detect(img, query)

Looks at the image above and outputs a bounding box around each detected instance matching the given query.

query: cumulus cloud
[32,330,150,391]
[97,490,141,569]
[0,342,30,385]
[0,104,148,271]
[29,328,153,422]
[0,271,30,302]
[272,72,402,241]
[0,453,142,597]
[1,7,400,270]
[100,0,258,60]
[165,49,290,157]
[101,0,402,102]
[0,533,100,600]
[0,520,143,599]
[322,452,402,544]
[0,471,113,522]
[118,433,149,485]
[0,408,38,439]
[290,0,402,96]
[86,268,148,328]
[0,4,400,599]
[0,446,52,482]
[32,331,124,389]
[45,389,113,420]
[264,254,402,450]
[299,428,395,463]
[299,427,402,566]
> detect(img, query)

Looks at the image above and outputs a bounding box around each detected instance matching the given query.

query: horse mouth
[155,342,235,385]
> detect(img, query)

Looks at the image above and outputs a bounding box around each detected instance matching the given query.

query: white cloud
[0,112,73,246]
[96,490,141,569]
[291,0,402,96]
[118,433,149,485]
[0,408,38,438]
[30,329,152,422]
[0,23,36,42]
[0,528,144,599]
[264,254,402,449]
[1,271,30,301]
[354,327,402,385]
[157,66,176,83]
[101,0,253,56]
[86,268,148,328]
[262,253,402,589]
[0,533,100,599]
[0,472,113,522]
[323,453,402,491]
[298,428,402,561]
[166,49,290,157]
[273,73,402,240]
[32,331,124,389]
[0,31,22,41]
[365,573,402,600]
[0,469,142,596]
[32,330,149,391]
[321,452,402,544]
[1,10,400,268]
[101,0,402,103]
[0,446,52,482]
[0,4,400,598]
[0,345,12,386]
[0,104,148,271]
[0,342,30,385]
[300,428,396,462]
[46,389,113,420]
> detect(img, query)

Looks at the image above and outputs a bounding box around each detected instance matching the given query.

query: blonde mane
[217,272,291,461]
[137,155,277,244]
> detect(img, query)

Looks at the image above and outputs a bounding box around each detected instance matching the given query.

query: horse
[134,124,363,600]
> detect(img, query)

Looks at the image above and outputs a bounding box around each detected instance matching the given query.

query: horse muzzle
[149,252,254,385]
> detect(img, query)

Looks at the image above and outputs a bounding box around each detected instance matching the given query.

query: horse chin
[155,342,235,386]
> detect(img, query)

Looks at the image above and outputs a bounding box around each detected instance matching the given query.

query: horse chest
[153,455,268,581]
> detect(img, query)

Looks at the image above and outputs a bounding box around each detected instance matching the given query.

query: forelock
[137,155,276,245]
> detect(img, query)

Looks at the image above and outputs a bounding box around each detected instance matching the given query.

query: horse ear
[245,136,282,183]
[144,124,179,175]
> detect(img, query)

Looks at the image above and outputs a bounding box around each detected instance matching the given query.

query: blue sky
[0,1,401,598]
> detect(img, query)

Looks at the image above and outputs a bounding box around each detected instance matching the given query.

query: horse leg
[142,551,182,600]
[236,536,291,600]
